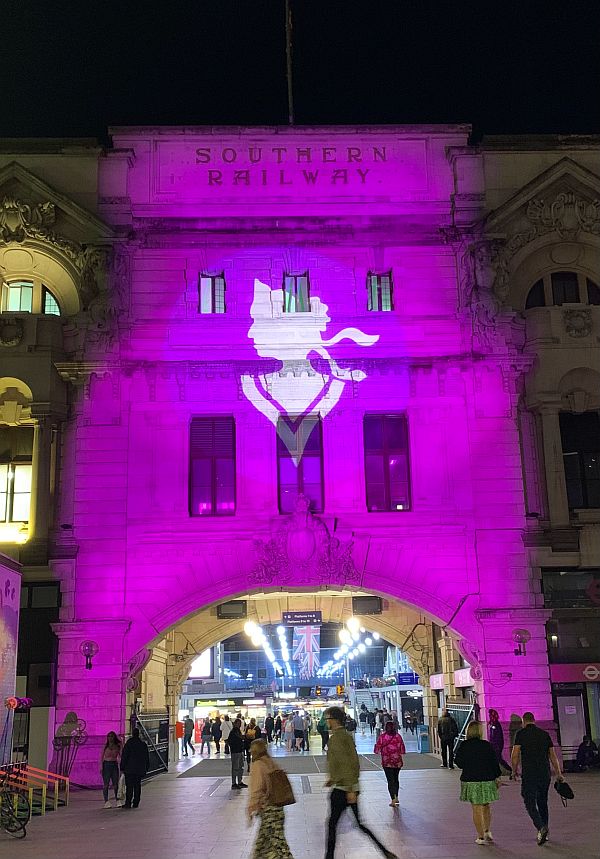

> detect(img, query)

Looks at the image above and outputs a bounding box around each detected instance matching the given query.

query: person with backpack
[511,712,564,846]
[359,707,368,736]
[374,721,406,807]
[437,709,459,769]
[247,739,295,858]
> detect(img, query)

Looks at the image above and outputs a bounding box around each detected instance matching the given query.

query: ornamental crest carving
[249,494,361,587]
[0,196,55,242]
[563,308,592,338]
[0,317,24,347]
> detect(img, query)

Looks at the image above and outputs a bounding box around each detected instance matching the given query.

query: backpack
[346,718,357,732]
[268,767,296,807]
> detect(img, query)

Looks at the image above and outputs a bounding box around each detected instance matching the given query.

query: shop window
[559,411,600,509]
[189,417,235,516]
[364,414,411,512]
[367,272,393,311]
[283,272,310,313]
[277,416,323,513]
[198,274,226,314]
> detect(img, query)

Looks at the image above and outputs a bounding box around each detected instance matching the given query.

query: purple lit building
[1,127,599,783]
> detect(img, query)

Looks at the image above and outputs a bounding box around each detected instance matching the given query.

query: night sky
[3,0,600,142]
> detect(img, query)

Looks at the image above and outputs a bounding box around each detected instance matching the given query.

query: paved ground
[7,733,599,859]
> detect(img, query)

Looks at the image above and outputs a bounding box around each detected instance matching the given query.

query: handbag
[268,767,296,807]
[553,779,574,807]
[116,773,126,801]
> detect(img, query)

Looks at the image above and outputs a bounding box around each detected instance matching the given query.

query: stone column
[438,635,462,698]
[26,413,54,562]
[52,619,130,786]
[538,404,570,528]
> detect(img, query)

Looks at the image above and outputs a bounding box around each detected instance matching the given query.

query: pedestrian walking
[292,711,305,751]
[455,720,501,845]
[323,706,398,859]
[200,717,212,754]
[221,714,233,755]
[359,707,368,735]
[303,712,311,752]
[368,710,376,735]
[100,731,121,808]
[317,711,329,751]
[437,709,459,769]
[264,713,274,743]
[374,721,406,807]
[120,728,150,809]
[247,739,295,859]
[181,715,195,757]
[274,714,282,746]
[284,715,295,751]
[212,715,222,754]
[487,709,511,774]
[375,709,384,739]
[229,717,248,790]
[511,712,564,846]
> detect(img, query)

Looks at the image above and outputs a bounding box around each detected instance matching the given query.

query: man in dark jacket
[437,709,459,769]
[120,728,150,809]
[228,718,247,790]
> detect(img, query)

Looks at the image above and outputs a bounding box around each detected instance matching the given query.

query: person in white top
[221,714,233,755]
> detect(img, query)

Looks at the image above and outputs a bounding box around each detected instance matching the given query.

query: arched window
[1,279,61,315]
[525,271,600,310]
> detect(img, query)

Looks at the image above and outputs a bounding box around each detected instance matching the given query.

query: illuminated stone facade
[1,128,599,783]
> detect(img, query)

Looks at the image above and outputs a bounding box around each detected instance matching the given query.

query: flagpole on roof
[285,0,295,125]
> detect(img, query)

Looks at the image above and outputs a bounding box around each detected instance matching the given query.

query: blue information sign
[282,611,323,626]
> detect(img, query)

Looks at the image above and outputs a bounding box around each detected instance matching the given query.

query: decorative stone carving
[459,238,510,347]
[563,308,592,338]
[503,191,600,265]
[249,495,361,587]
[0,196,55,242]
[0,317,24,347]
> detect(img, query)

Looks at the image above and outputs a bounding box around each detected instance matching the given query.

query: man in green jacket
[324,706,398,859]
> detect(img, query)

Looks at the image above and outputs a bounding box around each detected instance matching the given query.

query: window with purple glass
[277,416,323,513]
[364,414,411,512]
[189,417,235,516]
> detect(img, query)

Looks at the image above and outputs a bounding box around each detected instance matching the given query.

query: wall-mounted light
[80,640,99,670]
[512,628,531,657]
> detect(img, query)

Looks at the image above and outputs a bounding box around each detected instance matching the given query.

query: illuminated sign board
[429,673,445,690]
[194,699,235,708]
[282,611,323,626]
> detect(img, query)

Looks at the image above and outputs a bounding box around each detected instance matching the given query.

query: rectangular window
[367,271,393,311]
[0,462,32,522]
[277,416,323,513]
[189,417,235,516]
[551,272,579,305]
[364,414,410,511]
[283,273,310,313]
[3,281,33,312]
[198,274,226,314]
[560,411,600,509]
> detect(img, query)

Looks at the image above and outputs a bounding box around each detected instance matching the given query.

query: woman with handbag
[247,739,295,859]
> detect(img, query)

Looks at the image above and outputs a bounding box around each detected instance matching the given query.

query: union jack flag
[292,625,321,679]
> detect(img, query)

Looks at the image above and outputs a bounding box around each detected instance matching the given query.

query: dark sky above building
[3,0,600,141]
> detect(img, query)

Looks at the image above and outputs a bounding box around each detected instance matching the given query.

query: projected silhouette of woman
[241,279,379,463]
